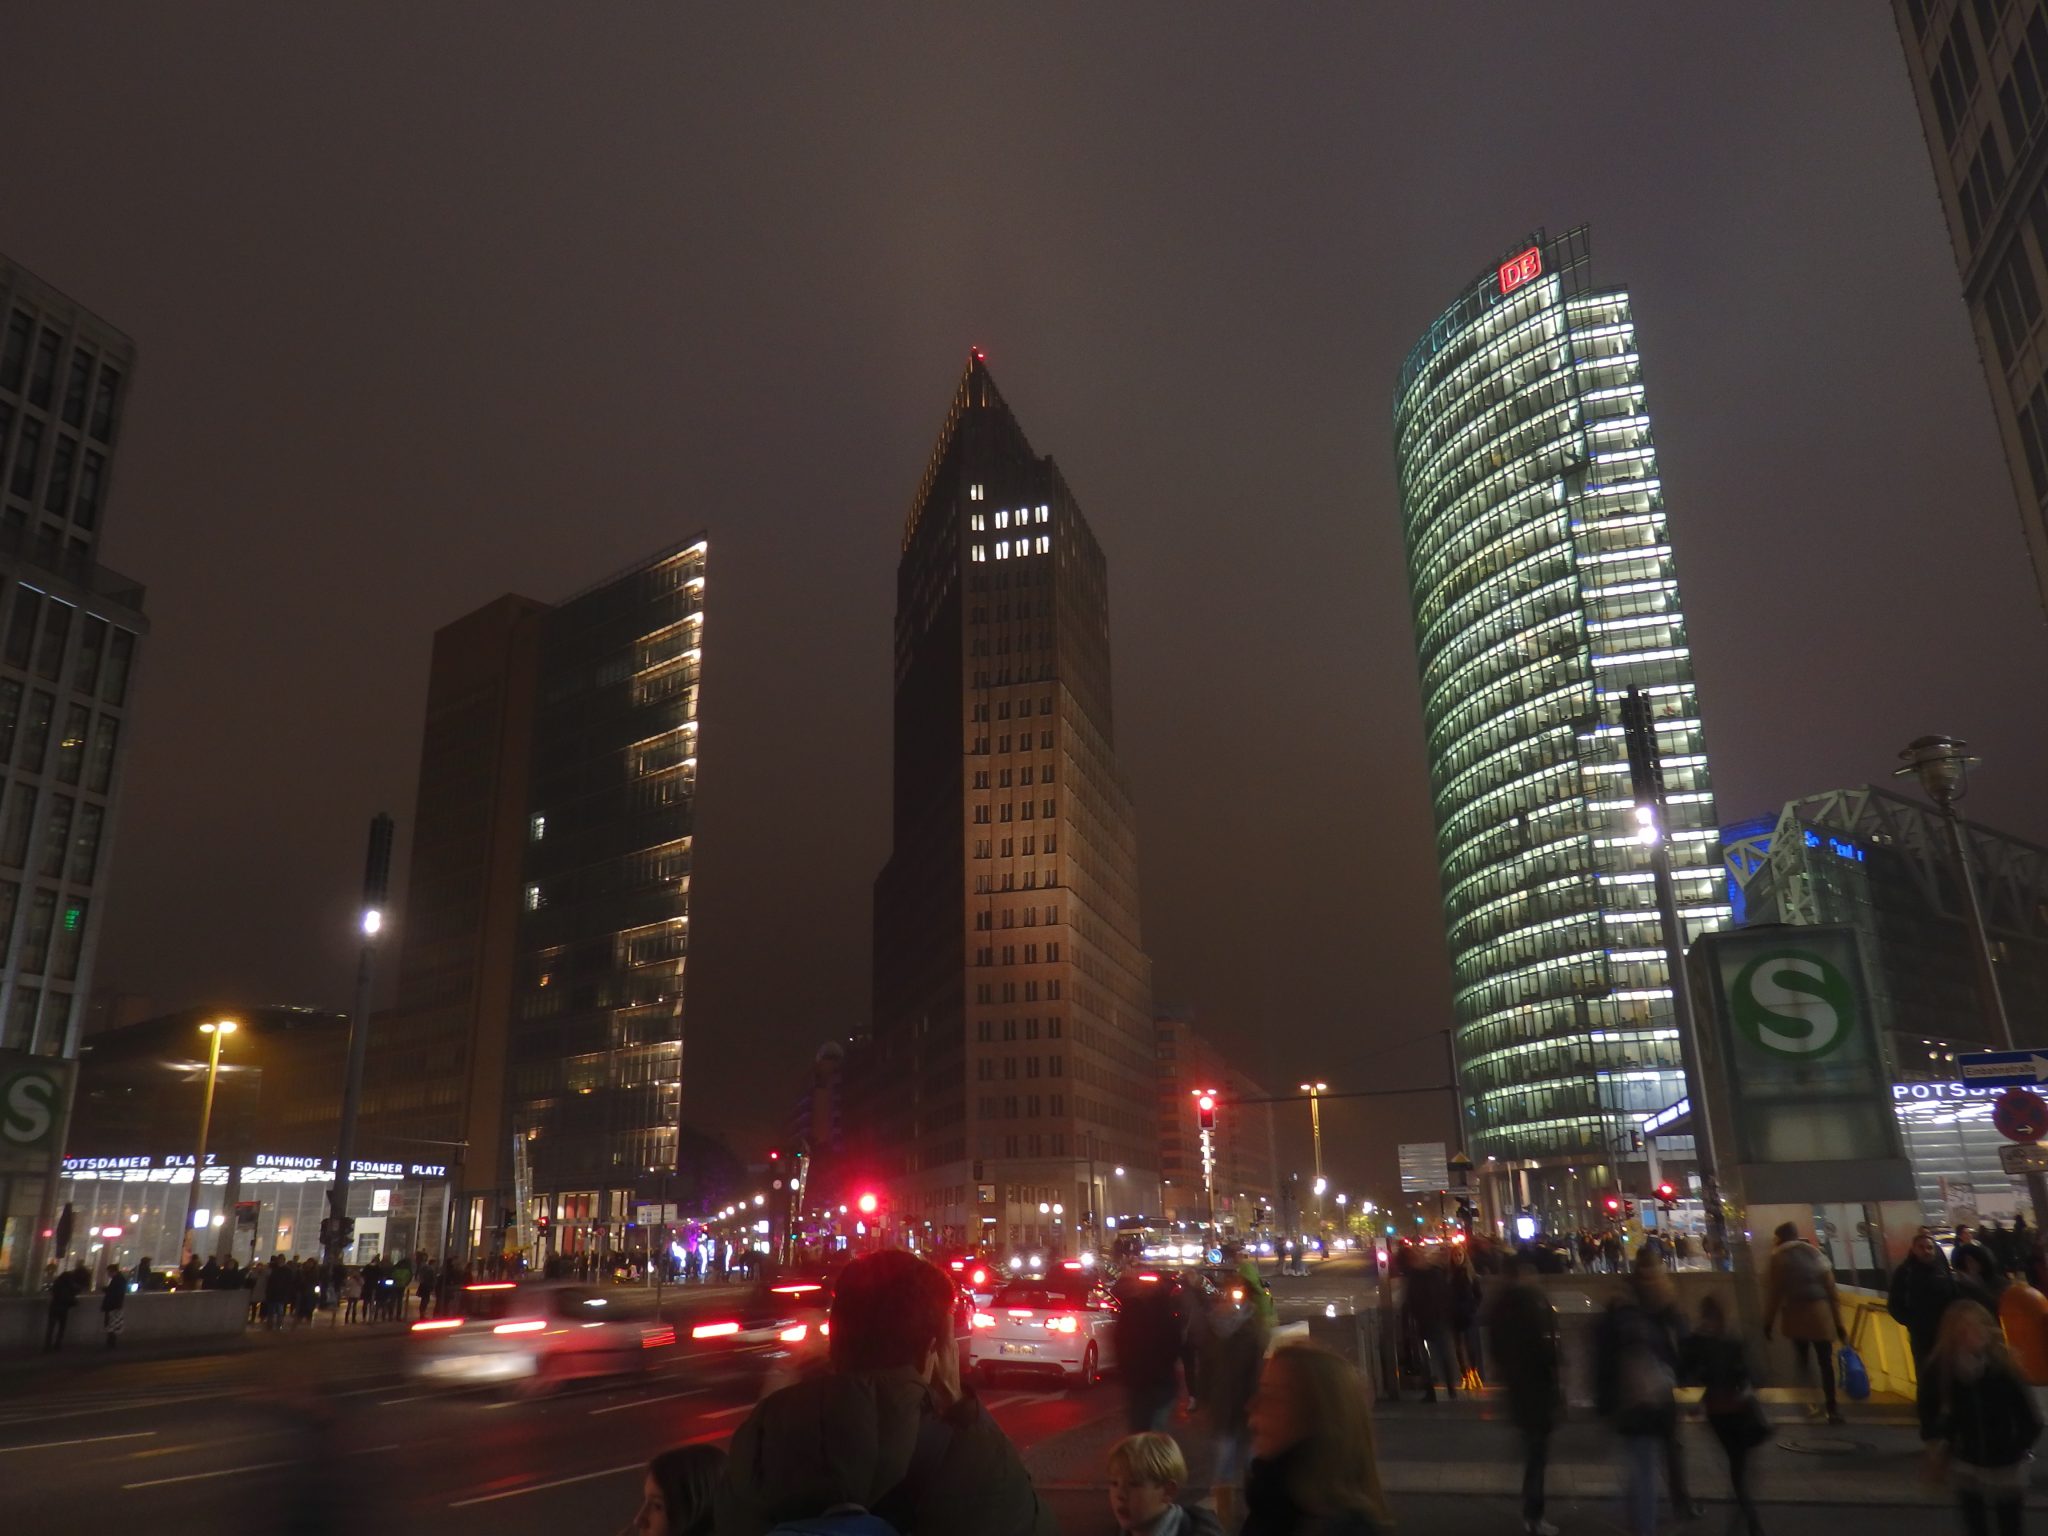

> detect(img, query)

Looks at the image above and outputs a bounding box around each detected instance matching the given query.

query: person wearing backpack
[1761,1222,1845,1425]
[714,1248,1054,1536]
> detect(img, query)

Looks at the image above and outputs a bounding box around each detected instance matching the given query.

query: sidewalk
[1020,1389,2022,1510]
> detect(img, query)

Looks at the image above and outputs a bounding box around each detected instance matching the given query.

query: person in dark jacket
[1117,1270,1187,1433]
[1681,1295,1767,1536]
[1596,1260,1699,1536]
[1202,1291,1268,1531]
[43,1262,85,1351]
[1241,1343,1387,1536]
[1403,1246,1458,1402]
[100,1264,129,1348]
[1919,1299,2041,1536]
[1487,1259,1561,1536]
[714,1248,1053,1536]
[1890,1228,1961,1374]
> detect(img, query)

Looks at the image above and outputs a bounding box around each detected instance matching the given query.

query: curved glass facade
[1394,227,1728,1171]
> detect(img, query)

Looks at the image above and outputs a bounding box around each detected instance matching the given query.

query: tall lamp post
[325,813,395,1283]
[1298,1082,1327,1232]
[181,1019,237,1265]
[1895,735,2048,1222]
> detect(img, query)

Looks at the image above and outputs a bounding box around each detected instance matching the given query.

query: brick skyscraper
[868,352,1156,1252]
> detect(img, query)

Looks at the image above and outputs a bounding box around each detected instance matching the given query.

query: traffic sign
[1957,1052,2048,1089]
[2001,1142,2048,1176]
[1994,1088,2048,1144]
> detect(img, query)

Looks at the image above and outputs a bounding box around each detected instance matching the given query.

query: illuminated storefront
[54,1152,450,1270]
[1394,227,1728,1173]
[1892,1080,2030,1227]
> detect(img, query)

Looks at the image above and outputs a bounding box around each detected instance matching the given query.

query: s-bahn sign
[1691,925,1913,1204]
[0,1052,73,1174]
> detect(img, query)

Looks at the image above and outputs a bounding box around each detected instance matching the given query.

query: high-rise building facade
[365,538,705,1259]
[1894,0,2048,617]
[1393,229,1728,1195]
[0,256,149,1292]
[868,353,1156,1252]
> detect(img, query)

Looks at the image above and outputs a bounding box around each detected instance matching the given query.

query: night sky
[3,8,2043,1206]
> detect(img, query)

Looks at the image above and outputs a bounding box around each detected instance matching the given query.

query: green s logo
[1730,950,1854,1060]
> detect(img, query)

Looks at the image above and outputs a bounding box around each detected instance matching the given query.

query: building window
[524,883,543,911]
[529,813,547,841]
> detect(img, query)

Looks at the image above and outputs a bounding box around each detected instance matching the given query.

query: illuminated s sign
[1498,246,1542,296]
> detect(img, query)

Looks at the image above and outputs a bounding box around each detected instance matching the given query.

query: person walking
[342,1266,363,1323]
[1240,1342,1389,1535]
[1203,1273,1268,1531]
[1404,1246,1459,1403]
[100,1263,129,1349]
[43,1262,84,1351]
[714,1248,1054,1535]
[1597,1260,1699,1536]
[1761,1222,1845,1425]
[1488,1258,1563,1536]
[1890,1227,1961,1375]
[1116,1268,1188,1432]
[1920,1299,2041,1536]
[1682,1295,1768,1536]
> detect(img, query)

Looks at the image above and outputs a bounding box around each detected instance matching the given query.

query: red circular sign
[1995,1088,2048,1144]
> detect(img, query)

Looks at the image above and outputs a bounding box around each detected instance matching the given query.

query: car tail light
[970,1311,996,1329]
[770,1282,822,1295]
[1061,1261,1082,1270]
[1047,1314,1079,1334]
[820,1319,830,1337]
[1231,1288,1245,1303]
[1007,1308,1033,1318]
[411,1318,462,1333]
[1136,1273,1160,1283]
[970,1268,987,1287]
[466,1281,517,1292]
[493,1319,546,1335]
[950,1260,964,1271]
[778,1323,808,1344]
[643,1327,676,1349]
[691,1321,741,1339]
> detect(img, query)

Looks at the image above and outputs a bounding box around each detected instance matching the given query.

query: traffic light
[1604,1196,1622,1216]
[1194,1089,1217,1131]
[1655,1181,1677,1208]
[1623,1199,1637,1219]
[857,1192,879,1216]
[768,1148,780,1162]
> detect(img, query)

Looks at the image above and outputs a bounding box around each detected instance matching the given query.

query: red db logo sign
[1498,246,1542,296]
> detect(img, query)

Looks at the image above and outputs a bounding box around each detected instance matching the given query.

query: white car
[406,1280,675,1389]
[967,1273,1118,1388]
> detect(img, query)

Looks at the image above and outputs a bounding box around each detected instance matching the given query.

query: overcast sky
[3,6,2041,1203]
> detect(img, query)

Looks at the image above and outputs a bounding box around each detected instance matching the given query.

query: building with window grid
[0,255,148,1293]
[862,352,1157,1253]
[1393,229,1728,1207]
[1895,0,2048,617]
[363,539,705,1261]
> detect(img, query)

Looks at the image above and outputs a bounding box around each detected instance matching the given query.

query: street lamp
[1897,734,2045,1222]
[1299,1083,1328,1228]
[182,1019,237,1265]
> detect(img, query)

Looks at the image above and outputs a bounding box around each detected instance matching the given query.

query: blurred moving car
[967,1270,1118,1387]
[407,1280,675,1389]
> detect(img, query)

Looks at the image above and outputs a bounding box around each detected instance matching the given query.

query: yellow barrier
[1839,1287,1917,1400]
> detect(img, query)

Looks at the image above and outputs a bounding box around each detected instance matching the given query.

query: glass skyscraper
[1393,228,1728,1199]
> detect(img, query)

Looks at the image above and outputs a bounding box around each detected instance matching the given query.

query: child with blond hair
[1107,1432,1222,1536]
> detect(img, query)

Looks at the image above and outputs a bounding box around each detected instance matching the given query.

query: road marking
[0,1431,155,1454]
[124,1460,293,1490]
[590,1388,711,1415]
[449,1462,642,1507]
[698,1404,749,1421]
[0,1391,230,1426]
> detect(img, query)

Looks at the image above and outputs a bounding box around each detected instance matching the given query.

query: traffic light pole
[324,814,394,1289]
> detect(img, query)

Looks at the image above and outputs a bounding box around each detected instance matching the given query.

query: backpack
[1779,1242,1829,1304]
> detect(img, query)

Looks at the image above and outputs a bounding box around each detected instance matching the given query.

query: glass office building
[1394,228,1729,1186]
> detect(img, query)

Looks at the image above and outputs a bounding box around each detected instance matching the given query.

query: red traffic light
[1655,1182,1677,1203]
[1604,1196,1621,1214]
[856,1192,879,1216]
[769,1148,781,1160]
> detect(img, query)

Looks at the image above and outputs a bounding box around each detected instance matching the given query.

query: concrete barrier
[1,1289,249,1356]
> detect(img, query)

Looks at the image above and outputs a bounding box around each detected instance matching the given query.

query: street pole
[324,813,395,1289]
[180,1021,234,1265]
[1299,1082,1327,1231]
[1621,688,1731,1269]
[1897,736,2048,1225]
